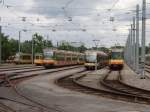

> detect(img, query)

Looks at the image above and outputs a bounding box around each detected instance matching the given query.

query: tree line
[0,33,87,61]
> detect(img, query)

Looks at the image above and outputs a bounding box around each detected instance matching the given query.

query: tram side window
[57,53,65,61]
[35,56,39,59]
[66,54,72,61]
[40,56,43,59]
[22,55,31,60]
[98,55,102,62]
[61,53,65,61]
[72,55,77,61]
[37,56,43,59]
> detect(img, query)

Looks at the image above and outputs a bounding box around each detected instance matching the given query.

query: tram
[34,53,44,66]
[84,50,109,70]
[109,49,124,70]
[43,49,85,69]
[14,53,32,64]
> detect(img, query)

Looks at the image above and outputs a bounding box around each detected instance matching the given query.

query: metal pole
[93,40,99,71]
[133,17,136,71]
[0,26,1,64]
[141,0,146,79]
[32,35,34,65]
[19,31,21,54]
[136,4,139,74]
[129,29,131,67]
[130,25,133,68]
[47,34,49,48]
[127,34,130,65]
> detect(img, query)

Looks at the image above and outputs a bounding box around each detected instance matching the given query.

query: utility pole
[133,17,136,70]
[92,39,100,71]
[141,0,146,79]
[93,39,100,50]
[19,31,21,54]
[32,35,34,65]
[127,32,130,65]
[129,29,131,67]
[47,34,49,48]
[0,26,1,65]
[136,4,139,74]
[130,24,133,68]
[18,31,21,64]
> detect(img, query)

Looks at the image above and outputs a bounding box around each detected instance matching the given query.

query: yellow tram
[34,53,44,66]
[14,53,32,64]
[109,49,124,70]
[43,49,85,69]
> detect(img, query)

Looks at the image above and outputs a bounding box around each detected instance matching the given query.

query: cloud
[1,0,150,48]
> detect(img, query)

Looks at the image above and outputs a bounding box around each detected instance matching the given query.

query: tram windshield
[44,50,53,59]
[86,54,97,62]
[111,52,123,59]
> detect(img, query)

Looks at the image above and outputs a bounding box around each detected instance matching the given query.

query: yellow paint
[109,60,124,65]
[43,60,55,64]
[34,59,44,64]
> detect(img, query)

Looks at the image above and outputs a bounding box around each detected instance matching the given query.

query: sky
[0,0,150,48]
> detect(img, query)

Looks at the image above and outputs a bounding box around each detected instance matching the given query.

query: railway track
[0,67,45,76]
[0,65,82,86]
[0,101,16,112]
[56,70,119,97]
[0,66,43,72]
[0,64,34,69]
[145,65,150,73]
[0,66,83,112]
[56,71,102,94]
[100,70,150,104]
[56,69,150,104]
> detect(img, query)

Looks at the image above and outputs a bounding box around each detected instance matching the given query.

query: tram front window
[44,51,53,59]
[111,52,123,59]
[86,54,96,62]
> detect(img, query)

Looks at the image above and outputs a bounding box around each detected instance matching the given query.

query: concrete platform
[121,64,150,91]
[16,68,150,112]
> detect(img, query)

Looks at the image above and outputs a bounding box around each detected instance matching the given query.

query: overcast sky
[0,0,150,48]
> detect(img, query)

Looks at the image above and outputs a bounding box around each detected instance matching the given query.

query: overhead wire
[2,0,149,42]
[108,0,120,11]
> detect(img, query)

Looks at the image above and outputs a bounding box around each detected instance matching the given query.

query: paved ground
[17,67,150,112]
[121,64,150,91]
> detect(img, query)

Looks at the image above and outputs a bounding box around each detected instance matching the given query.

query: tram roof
[43,48,84,55]
[85,50,107,56]
[111,48,123,52]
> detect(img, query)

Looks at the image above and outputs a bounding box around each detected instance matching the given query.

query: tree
[33,33,44,53]
[43,40,53,48]
[0,33,11,61]
[9,38,18,56]
[33,33,53,53]
[78,45,87,53]
[0,32,54,61]
[21,40,32,53]
[98,47,110,53]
